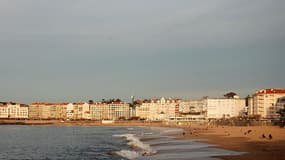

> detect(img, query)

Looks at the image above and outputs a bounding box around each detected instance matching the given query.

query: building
[136,100,152,120]
[0,102,28,119]
[276,96,285,109]
[252,89,285,119]
[30,102,90,120]
[73,103,90,120]
[176,99,207,121]
[66,103,91,120]
[90,101,130,120]
[29,102,68,120]
[245,96,254,116]
[136,97,180,121]
[90,102,108,120]
[276,96,285,119]
[179,100,206,113]
[66,103,74,119]
[276,96,285,126]
[0,102,9,118]
[204,97,246,119]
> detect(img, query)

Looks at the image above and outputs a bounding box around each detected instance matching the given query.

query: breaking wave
[113,134,157,159]
[115,150,140,160]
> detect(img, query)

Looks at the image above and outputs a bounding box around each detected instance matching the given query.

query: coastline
[175,124,285,160]
[1,120,285,160]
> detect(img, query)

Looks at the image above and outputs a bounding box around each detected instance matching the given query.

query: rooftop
[255,88,285,95]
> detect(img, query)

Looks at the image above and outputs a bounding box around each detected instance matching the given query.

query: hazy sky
[0,0,284,103]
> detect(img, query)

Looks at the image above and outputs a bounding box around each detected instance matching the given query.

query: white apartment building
[176,100,207,121]
[66,103,91,120]
[179,100,205,113]
[252,89,285,119]
[73,103,90,120]
[66,103,74,119]
[0,102,29,119]
[90,102,130,120]
[205,97,246,119]
[136,97,180,121]
[90,102,107,120]
[0,103,7,118]
[29,102,68,120]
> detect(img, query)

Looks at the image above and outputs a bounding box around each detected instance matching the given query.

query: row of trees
[88,99,122,104]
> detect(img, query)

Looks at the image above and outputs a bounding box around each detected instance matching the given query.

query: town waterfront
[0,125,242,160]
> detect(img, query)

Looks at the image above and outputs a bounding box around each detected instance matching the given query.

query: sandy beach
[100,121,285,160]
[175,124,285,160]
[1,120,285,160]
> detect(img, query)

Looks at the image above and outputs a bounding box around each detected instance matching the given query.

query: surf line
[113,134,157,159]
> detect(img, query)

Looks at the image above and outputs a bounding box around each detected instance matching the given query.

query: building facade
[252,89,285,119]
[0,102,28,119]
[276,96,285,109]
[136,97,180,121]
[66,103,91,120]
[176,99,207,121]
[205,97,246,119]
[245,96,254,116]
[90,102,130,120]
[179,100,206,114]
[29,102,68,120]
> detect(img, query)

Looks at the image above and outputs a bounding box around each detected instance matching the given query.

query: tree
[224,92,237,98]
[143,99,150,103]
[134,99,142,105]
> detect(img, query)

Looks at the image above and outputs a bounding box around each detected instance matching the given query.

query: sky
[0,0,284,103]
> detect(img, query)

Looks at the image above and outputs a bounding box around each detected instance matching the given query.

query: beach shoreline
[1,120,285,160]
[174,124,285,160]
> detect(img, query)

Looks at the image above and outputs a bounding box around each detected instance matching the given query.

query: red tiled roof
[20,104,29,107]
[111,101,125,104]
[72,102,85,105]
[31,102,69,105]
[256,88,285,95]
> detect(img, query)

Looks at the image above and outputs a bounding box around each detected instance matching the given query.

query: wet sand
[176,124,285,160]
[108,122,285,160]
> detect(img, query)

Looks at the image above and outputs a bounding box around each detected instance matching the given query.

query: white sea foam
[113,134,157,159]
[151,127,184,135]
[115,150,140,160]
[127,128,134,131]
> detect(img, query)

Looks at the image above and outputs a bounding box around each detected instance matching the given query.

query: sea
[0,125,243,160]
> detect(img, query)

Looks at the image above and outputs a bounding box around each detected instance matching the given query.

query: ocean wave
[115,150,140,160]
[113,134,157,159]
[152,127,184,135]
